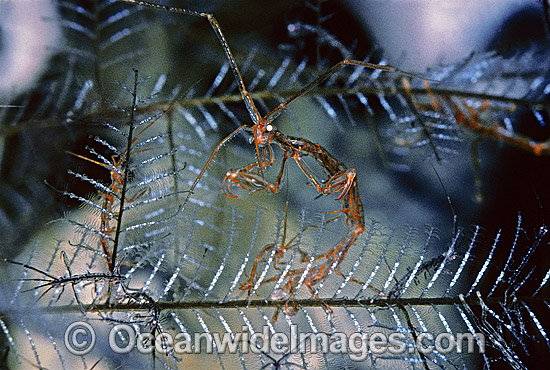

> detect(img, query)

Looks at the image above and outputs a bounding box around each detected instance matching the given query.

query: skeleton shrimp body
[233,126,366,301]
[273,133,366,271]
[277,150,366,300]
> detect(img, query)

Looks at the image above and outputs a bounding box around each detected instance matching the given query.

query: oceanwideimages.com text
[65,322,485,360]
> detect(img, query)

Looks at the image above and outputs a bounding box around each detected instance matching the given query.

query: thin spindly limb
[121,0,260,123]
[223,150,288,198]
[264,59,422,123]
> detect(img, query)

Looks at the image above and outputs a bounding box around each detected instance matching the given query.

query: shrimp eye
[266,124,274,132]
